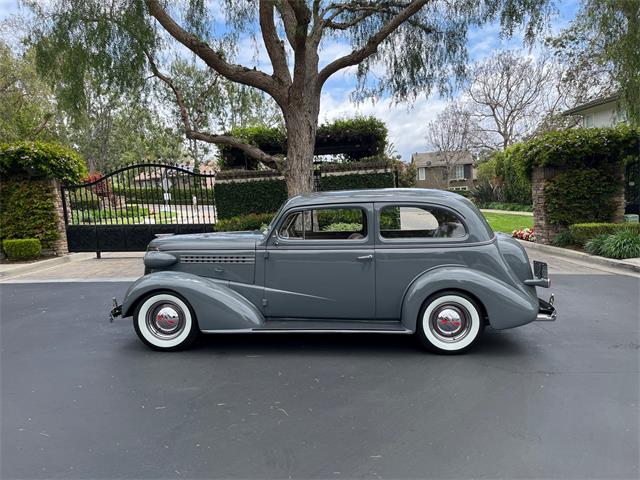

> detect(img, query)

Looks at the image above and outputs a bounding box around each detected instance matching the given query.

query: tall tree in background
[426,102,475,188]
[27,0,552,196]
[548,0,640,124]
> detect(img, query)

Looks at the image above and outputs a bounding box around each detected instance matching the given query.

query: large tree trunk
[283,99,319,197]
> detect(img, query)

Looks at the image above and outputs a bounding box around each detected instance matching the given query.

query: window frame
[374,202,469,245]
[271,203,373,247]
[418,167,426,181]
[452,164,465,180]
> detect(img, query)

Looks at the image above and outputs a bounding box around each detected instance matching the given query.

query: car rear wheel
[133,292,199,351]
[417,291,484,354]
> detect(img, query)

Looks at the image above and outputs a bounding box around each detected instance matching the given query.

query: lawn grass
[483,212,533,233]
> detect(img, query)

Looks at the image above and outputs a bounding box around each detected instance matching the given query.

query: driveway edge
[0,253,94,279]
[518,240,640,273]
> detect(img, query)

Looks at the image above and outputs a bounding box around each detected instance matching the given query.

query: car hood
[148,230,265,251]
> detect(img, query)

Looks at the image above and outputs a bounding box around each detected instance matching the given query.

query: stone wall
[532,162,627,245]
[49,180,68,256]
[532,166,563,245]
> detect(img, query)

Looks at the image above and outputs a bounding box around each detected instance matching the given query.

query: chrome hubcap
[430,304,471,342]
[145,302,185,340]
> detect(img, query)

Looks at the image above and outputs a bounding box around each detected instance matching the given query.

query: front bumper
[536,295,557,321]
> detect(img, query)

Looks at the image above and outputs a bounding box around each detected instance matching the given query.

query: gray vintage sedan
[110,188,556,353]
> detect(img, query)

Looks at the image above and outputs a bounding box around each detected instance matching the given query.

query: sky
[0,0,581,162]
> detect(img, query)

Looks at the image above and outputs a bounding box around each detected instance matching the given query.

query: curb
[518,240,640,274]
[0,253,94,279]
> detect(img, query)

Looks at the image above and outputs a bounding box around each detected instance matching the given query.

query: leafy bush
[569,222,640,245]
[493,148,532,204]
[601,230,640,259]
[510,125,640,177]
[71,206,150,225]
[111,186,213,205]
[552,229,577,247]
[0,179,59,247]
[544,169,619,226]
[2,238,42,260]
[470,179,502,204]
[215,212,275,231]
[585,234,609,256]
[321,222,362,232]
[0,141,87,183]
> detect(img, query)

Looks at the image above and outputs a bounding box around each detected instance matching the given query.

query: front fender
[121,271,264,331]
[401,266,538,331]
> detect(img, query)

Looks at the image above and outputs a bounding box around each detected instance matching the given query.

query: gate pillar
[50,179,69,256]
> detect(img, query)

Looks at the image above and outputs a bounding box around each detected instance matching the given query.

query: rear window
[379,205,465,239]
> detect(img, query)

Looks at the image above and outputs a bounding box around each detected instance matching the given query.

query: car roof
[284,188,470,209]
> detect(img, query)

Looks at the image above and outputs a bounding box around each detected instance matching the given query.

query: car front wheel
[133,292,199,351]
[417,291,484,354]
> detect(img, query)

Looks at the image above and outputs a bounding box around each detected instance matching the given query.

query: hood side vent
[181,254,255,265]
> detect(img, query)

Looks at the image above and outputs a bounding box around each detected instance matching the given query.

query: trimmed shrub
[215,212,275,231]
[601,230,640,259]
[319,172,395,191]
[584,234,609,256]
[0,141,87,183]
[544,169,619,226]
[569,222,640,246]
[552,229,577,247]
[476,202,532,212]
[214,180,287,220]
[2,238,42,260]
[0,179,59,247]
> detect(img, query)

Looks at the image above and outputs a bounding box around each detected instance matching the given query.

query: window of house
[418,167,426,181]
[452,164,465,180]
[278,207,367,240]
[584,115,594,127]
[379,205,466,239]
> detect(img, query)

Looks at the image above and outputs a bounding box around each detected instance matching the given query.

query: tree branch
[317,0,431,87]
[259,0,291,85]
[145,0,285,105]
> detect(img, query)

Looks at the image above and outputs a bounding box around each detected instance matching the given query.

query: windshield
[262,205,284,234]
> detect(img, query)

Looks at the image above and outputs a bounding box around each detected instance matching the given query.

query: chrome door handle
[356,254,374,261]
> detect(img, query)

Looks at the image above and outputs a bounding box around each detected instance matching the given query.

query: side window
[278,207,367,240]
[379,205,466,239]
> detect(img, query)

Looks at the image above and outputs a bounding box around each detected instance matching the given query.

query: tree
[548,0,640,124]
[27,0,553,196]
[465,51,571,150]
[425,101,475,188]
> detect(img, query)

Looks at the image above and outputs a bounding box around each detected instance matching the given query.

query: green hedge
[2,238,42,260]
[215,212,275,231]
[569,222,640,245]
[318,172,395,191]
[111,186,214,205]
[0,179,59,248]
[0,141,86,183]
[476,202,533,212]
[214,180,287,219]
[214,172,395,220]
[544,169,619,226]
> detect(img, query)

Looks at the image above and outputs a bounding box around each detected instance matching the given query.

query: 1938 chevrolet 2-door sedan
[110,189,556,353]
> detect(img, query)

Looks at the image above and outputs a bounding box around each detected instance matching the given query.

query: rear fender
[401,266,538,331]
[121,271,264,331]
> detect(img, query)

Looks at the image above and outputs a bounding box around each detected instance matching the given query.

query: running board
[203,320,413,334]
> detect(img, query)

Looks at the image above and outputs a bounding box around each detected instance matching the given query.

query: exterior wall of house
[579,103,620,128]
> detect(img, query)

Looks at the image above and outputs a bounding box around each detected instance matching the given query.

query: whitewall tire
[133,292,199,351]
[417,291,484,354]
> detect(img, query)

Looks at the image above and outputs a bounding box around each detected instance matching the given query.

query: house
[411,151,477,191]
[562,93,627,128]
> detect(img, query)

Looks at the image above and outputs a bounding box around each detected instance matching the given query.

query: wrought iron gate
[61,163,216,253]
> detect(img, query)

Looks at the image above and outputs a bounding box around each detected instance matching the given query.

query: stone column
[532,166,563,245]
[50,179,69,256]
[609,162,626,223]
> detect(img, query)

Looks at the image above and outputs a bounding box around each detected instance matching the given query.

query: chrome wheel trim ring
[429,302,472,343]
[145,301,186,341]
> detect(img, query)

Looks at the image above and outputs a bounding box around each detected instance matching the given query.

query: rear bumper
[536,296,557,321]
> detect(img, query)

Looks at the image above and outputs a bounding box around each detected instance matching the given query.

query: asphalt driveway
[1,273,639,479]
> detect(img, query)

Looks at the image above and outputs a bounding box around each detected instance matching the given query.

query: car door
[264,203,375,319]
